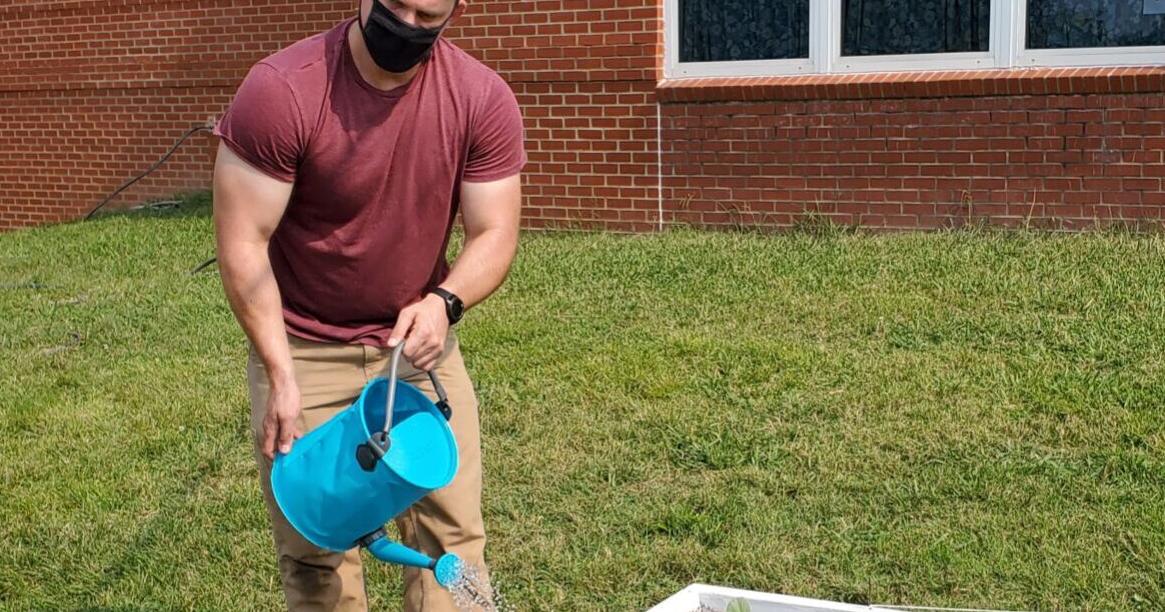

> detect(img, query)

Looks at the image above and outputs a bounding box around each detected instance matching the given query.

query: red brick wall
[0,0,663,231]
[0,1,354,229]
[660,71,1165,231]
[1,2,1162,232]
[448,0,663,232]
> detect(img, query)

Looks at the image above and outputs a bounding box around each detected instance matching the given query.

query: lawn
[1,194,1163,611]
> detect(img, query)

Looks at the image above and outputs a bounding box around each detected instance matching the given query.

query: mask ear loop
[436,0,461,32]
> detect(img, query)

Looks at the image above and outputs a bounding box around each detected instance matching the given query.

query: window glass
[1028,0,1165,49]
[842,0,991,56]
[679,0,810,62]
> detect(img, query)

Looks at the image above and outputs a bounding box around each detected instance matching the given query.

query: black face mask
[360,1,455,73]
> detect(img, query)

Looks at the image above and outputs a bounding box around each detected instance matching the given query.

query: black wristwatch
[430,287,464,325]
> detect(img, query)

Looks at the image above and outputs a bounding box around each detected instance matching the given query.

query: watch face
[436,288,464,323]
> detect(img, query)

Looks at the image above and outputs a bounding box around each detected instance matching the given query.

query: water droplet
[445,561,516,612]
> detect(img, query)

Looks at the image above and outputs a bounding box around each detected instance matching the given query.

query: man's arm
[443,174,522,308]
[212,141,300,459]
[389,174,522,370]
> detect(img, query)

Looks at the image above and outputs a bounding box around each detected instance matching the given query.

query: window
[679,1,810,62]
[1028,0,1165,49]
[664,0,1165,78]
[842,0,991,56]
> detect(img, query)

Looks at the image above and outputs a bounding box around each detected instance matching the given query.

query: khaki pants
[247,333,488,611]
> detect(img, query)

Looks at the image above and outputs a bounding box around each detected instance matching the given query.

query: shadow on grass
[85,191,212,224]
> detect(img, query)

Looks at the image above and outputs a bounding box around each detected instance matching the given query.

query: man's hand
[388,293,449,371]
[261,375,303,460]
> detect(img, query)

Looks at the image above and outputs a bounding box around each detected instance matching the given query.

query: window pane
[1028,0,1165,49]
[679,0,809,62]
[842,0,991,56]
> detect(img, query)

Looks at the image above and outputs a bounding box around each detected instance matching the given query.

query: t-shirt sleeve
[212,62,304,183]
[463,75,527,183]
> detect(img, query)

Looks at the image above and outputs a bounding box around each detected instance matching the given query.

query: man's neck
[346,20,422,92]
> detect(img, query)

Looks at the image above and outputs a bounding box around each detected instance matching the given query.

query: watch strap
[430,287,463,324]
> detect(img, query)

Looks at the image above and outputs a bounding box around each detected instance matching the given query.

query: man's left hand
[388,293,449,371]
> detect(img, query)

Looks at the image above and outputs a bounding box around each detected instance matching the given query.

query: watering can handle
[383,341,452,435]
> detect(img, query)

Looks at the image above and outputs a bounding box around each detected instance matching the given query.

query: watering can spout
[363,532,463,588]
[363,532,433,569]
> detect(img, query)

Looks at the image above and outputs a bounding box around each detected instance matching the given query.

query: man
[210,0,525,608]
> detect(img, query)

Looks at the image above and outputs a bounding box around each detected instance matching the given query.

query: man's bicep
[460,173,521,236]
[212,141,295,245]
[212,63,303,183]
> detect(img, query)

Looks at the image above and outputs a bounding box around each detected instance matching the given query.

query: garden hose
[81,123,219,274]
[84,124,213,221]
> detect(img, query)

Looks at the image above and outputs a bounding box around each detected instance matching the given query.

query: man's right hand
[261,376,303,460]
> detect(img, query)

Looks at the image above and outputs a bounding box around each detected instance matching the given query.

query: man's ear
[452,0,468,19]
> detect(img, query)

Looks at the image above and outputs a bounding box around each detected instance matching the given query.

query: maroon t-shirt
[213,18,526,346]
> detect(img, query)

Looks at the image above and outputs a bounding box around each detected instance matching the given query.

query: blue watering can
[271,341,464,588]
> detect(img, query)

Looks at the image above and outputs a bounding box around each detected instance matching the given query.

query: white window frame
[1013,0,1165,67]
[663,0,819,76]
[664,0,1165,79]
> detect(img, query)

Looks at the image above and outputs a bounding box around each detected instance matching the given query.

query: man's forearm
[438,227,518,309]
[219,245,295,385]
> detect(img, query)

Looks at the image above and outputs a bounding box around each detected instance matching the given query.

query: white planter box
[648,583,898,612]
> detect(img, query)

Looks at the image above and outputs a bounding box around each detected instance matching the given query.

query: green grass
[2,194,1163,611]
